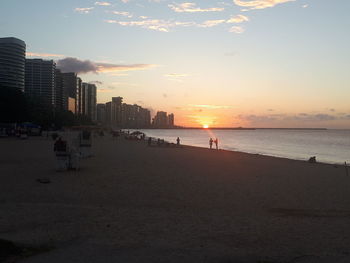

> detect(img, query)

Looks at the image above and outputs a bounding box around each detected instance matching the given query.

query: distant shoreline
[141,127,328,130]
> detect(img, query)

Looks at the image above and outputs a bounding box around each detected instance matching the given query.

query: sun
[202,124,209,129]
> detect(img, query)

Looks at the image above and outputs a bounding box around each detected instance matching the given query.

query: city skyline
[1,0,350,128]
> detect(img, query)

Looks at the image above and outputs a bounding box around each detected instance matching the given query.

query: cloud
[189,104,233,110]
[302,4,308,8]
[238,113,342,125]
[233,0,295,10]
[164,73,189,77]
[110,73,129,76]
[229,26,245,33]
[26,52,65,58]
[74,7,94,14]
[111,11,133,18]
[56,57,156,74]
[168,2,224,13]
[198,20,226,28]
[164,73,190,82]
[105,19,195,32]
[95,1,111,6]
[226,14,249,23]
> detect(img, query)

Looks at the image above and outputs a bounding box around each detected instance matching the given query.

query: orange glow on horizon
[203,124,209,129]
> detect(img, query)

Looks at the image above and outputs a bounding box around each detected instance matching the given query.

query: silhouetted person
[176,137,180,146]
[214,138,218,150]
[209,138,213,149]
[54,137,67,152]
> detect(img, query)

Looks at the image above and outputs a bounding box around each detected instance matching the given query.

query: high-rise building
[54,69,67,111]
[152,111,168,128]
[135,106,151,128]
[0,37,26,91]
[77,77,82,114]
[152,111,175,128]
[87,83,96,122]
[168,113,174,127]
[111,97,123,128]
[62,73,79,113]
[105,101,112,127]
[81,82,88,116]
[96,103,106,125]
[139,107,151,128]
[25,59,56,106]
[103,97,150,128]
[81,83,97,121]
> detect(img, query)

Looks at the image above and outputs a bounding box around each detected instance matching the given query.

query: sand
[1,134,350,262]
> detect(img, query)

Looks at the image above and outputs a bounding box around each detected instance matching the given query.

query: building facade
[0,37,26,91]
[96,103,106,125]
[152,111,168,128]
[111,97,123,129]
[62,73,79,114]
[168,113,174,127]
[81,83,97,122]
[152,111,175,128]
[54,69,67,111]
[102,97,150,128]
[25,59,56,107]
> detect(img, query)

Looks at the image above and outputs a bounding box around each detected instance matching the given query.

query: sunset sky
[1,0,349,128]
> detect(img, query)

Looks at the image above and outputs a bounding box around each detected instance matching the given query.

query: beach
[1,135,350,262]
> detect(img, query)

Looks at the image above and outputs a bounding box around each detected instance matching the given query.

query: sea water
[138,129,350,164]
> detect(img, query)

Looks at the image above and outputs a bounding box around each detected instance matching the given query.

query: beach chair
[79,130,93,158]
[54,139,69,171]
[55,151,69,171]
[69,151,80,170]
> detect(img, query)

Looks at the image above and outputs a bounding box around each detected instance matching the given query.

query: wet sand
[1,135,350,262]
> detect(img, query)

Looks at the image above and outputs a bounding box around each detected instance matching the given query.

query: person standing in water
[176,137,180,146]
[209,138,213,149]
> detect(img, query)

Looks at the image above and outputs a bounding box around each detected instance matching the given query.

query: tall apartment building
[105,101,112,127]
[152,111,175,128]
[111,97,123,128]
[137,107,151,128]
[54,69,68,111]
[103,97,150,128]
[0,37,26,91]
[96,103,106,125]
[62,73,80,114]
[152,111,168,128]
[76,77,82,114]
[121,104,151,128]
[25,59,56,107]
[81,83,97,121]
[168,113,174,127]
[86,83,96,122]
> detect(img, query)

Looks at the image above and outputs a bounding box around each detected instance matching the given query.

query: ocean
[137,129,350,164]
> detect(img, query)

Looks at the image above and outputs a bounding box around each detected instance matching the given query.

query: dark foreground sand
[1,135,350,263]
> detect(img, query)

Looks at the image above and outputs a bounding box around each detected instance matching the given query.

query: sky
[1,0,350,128]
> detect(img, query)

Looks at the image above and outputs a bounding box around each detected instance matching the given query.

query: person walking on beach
[214,138,219,150]
[209,138,213,149]
[176,137,180,146]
